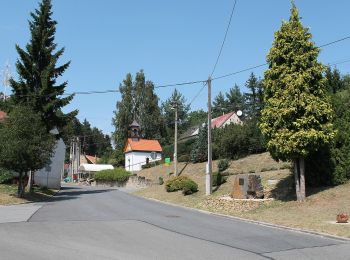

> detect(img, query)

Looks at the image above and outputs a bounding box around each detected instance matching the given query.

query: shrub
[0,168,13,184]
[141,160,162,169]
[94,168,130,183]
[212,172,227,186]
[165,176,198,195]
[158,177,164,185]
[182,180,198,195]
[178,154,190,162]
[218,159,230,173]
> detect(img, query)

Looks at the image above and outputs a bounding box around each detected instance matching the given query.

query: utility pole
[206,77,213,195]
[172,101,178,176]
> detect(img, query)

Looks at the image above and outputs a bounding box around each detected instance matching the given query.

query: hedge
[94,168,130,183]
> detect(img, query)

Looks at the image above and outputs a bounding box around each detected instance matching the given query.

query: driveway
[0,184,349,259]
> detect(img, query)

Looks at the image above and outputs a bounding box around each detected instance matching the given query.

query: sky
[0,0,349,136]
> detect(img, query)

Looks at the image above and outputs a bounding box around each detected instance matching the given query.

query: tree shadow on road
[48,186,115,202]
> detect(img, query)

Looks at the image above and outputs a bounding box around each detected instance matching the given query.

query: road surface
[0,184,349,259]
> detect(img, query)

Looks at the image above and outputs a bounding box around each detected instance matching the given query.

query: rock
[231,174,264,199]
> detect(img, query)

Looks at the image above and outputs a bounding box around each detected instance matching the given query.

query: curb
[134,194,350,242]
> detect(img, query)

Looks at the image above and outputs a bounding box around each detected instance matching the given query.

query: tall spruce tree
[260,2,335,201]
[10,0,76,132]
[212,92,229,118]
[325,67,344,94]
[226,84,245,113]
[162,89,190,139]
[244,73,263,118]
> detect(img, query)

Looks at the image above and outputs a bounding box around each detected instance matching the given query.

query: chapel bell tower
[129,120,140,141]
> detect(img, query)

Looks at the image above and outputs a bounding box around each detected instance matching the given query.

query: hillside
[135,152,350,238]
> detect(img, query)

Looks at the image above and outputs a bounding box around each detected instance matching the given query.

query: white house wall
[34,138,66,189]
[125,151,162,172]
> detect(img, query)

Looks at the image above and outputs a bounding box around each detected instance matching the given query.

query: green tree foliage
[10,0,76,133]
[161,89,190,141]
[226,84,245,113]
[0,106,55,197]
[187,110,207,127]
[112,73,134,149]
[305,78,350,186]
[213,121,265,160]
[325,67,345,94]
[244,73,264,118]
[61,117,112,159]
[260,3,335,201]
[212,91,229,118]
[190,123,208,163]
[113,70,164,148]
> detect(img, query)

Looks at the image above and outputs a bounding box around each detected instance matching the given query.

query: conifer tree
[10,0,76,132]
[212,92,228,118]
[162,89,190,137]
[226,84,244,113]
[260,2,335,201]
[244,73,263,118]
[190,123,208,163]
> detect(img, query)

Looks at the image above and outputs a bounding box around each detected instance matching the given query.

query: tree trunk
[299,158,306,201]
[17,172,25,198]
[26,171,34,194]
[293,159,301,201]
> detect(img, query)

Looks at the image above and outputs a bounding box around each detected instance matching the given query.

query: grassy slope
[135,152,350,238]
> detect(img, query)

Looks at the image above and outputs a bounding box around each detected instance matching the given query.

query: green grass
[0,184,57,205]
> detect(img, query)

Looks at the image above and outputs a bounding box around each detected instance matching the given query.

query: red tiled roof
[85,155,99,164]
[0,111,7,122]
[211,112,235,128]
[124,138,162,153]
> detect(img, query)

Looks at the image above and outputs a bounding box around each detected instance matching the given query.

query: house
[179,111,242,142]
[34,128,66,189]
[124,120,162,172]
[80,154,100,165]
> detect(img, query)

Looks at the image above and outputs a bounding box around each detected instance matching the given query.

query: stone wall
[93,175,152,188]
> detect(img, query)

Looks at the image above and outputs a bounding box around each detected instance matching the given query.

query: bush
[178,155,190,162]
[158,177,164,185]
[141,160,162,169]
[212,172,227,186]
[0,168,13,184]
[218,159,230,173]
[94,168,130,183]
[165,176,198,195]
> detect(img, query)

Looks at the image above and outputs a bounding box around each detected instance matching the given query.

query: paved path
[0,203,43,224]
[0,184,349,259]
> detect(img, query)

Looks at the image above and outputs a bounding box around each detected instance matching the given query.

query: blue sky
[1,0,349,135]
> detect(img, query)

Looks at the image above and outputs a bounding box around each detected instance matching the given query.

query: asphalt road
[0,184,349,260]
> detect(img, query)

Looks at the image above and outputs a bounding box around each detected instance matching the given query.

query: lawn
[0,184,57,205]
[134,152,350,238]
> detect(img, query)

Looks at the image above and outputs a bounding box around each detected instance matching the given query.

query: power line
[319,36,350,48]
[9,36,350,99]
[210,0,238,77]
